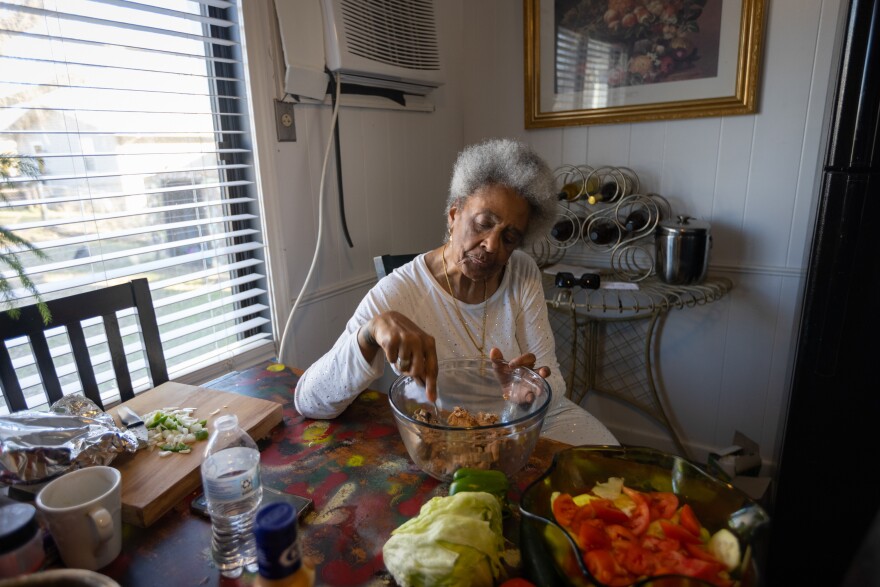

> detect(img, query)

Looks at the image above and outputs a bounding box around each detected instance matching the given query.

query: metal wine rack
[534,165,733,457]
[536,191,673,282]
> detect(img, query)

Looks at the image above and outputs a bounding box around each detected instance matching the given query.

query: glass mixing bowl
[519,446,771,587]
[388,357,552,481]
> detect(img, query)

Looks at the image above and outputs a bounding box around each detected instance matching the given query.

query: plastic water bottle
[201,414,262,578]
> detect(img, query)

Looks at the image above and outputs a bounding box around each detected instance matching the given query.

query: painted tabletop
[97,363,569,586]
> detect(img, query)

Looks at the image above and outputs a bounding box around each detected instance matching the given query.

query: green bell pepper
[449,468,509,501]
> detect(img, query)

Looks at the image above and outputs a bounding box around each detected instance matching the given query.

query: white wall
[459,0,846,470]
[241,0,846,471]
[240,0,465,388]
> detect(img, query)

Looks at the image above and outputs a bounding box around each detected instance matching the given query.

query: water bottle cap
[214,414,239,430]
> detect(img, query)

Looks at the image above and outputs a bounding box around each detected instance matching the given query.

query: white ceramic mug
[35,466,122,571]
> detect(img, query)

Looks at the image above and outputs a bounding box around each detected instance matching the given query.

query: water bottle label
[203,447,261,503]
[205,467,260,502]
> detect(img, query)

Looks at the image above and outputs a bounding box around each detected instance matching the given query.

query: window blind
[0,0,272,411]
[554,25,613,110]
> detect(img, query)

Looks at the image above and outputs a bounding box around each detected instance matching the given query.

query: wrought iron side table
[545,273,733,457]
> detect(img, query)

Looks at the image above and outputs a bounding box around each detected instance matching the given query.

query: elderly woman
[295,138,618,446]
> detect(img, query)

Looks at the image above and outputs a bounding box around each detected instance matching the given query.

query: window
[0,0,272,410]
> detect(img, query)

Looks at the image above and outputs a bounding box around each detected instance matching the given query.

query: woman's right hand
[358,312,439,402]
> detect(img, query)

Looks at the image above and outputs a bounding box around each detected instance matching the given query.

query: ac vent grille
[339,0,441,71]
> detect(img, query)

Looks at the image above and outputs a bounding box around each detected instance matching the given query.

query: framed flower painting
[524,0,766,128]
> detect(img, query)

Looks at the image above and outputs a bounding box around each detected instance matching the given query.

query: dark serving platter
[519,446,771,587]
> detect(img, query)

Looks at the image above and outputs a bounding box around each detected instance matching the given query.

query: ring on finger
[397,357,412,371]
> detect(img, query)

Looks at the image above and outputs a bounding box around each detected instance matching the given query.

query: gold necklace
[442,243,488,357]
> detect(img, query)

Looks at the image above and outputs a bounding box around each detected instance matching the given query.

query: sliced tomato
[679,503,702,536]
[592,499,631,525]
[584,549,632,587]
[558,483,732,587]
[621,487,650,535]
[642,535,681,553]
[605,523,637,545]
[659,519,702,544]
[498,580,537,587]
[552,493,578,528]
[686,542,723,563]
[648,491,679,520]
[577,519,611,551]
[671,556,727,582]
[621,543,656,576]
[583,549,616,584]
[570,502,597,534]
[653,549,687,573]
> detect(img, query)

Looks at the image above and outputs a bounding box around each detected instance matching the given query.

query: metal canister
[655,216,712,285]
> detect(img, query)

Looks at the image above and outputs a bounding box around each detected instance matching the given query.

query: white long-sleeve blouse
[294,250,618,446]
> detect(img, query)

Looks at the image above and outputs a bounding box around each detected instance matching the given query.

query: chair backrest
[0,278,168,412]
[373,253,418,279]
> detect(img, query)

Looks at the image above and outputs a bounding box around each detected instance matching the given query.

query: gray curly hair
[446,138,556,246]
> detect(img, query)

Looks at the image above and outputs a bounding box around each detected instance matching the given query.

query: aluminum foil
[0,394,139,486]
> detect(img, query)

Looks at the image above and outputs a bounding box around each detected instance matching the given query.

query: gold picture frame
[524,0,765,128]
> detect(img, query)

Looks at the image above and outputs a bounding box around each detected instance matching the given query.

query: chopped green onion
[141,408,211,455]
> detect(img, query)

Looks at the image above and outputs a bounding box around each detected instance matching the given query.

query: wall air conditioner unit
[275,0,444,103]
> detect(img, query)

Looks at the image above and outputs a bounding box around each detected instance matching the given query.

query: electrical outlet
[274,100,296,142]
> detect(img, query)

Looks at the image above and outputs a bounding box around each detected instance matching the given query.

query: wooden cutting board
[108,381,283,528]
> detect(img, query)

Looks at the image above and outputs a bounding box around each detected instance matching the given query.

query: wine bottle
[587,218,621,245]
[550,217,581,242]
[587,180,621,205]
[557,181,582,201]
[623,209,651,233]
[558,173,601,201]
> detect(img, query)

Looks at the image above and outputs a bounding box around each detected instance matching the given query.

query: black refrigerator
[769,0,880,585]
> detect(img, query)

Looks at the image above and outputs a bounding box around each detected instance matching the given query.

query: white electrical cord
[277,73,342,366]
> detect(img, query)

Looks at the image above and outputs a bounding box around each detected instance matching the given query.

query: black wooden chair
[373,253,418,279]
[0,278,168,412]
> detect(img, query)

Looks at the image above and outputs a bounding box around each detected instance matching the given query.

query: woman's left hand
[488,347,551,379]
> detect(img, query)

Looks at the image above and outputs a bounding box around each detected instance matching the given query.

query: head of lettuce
[382,491,507,586]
